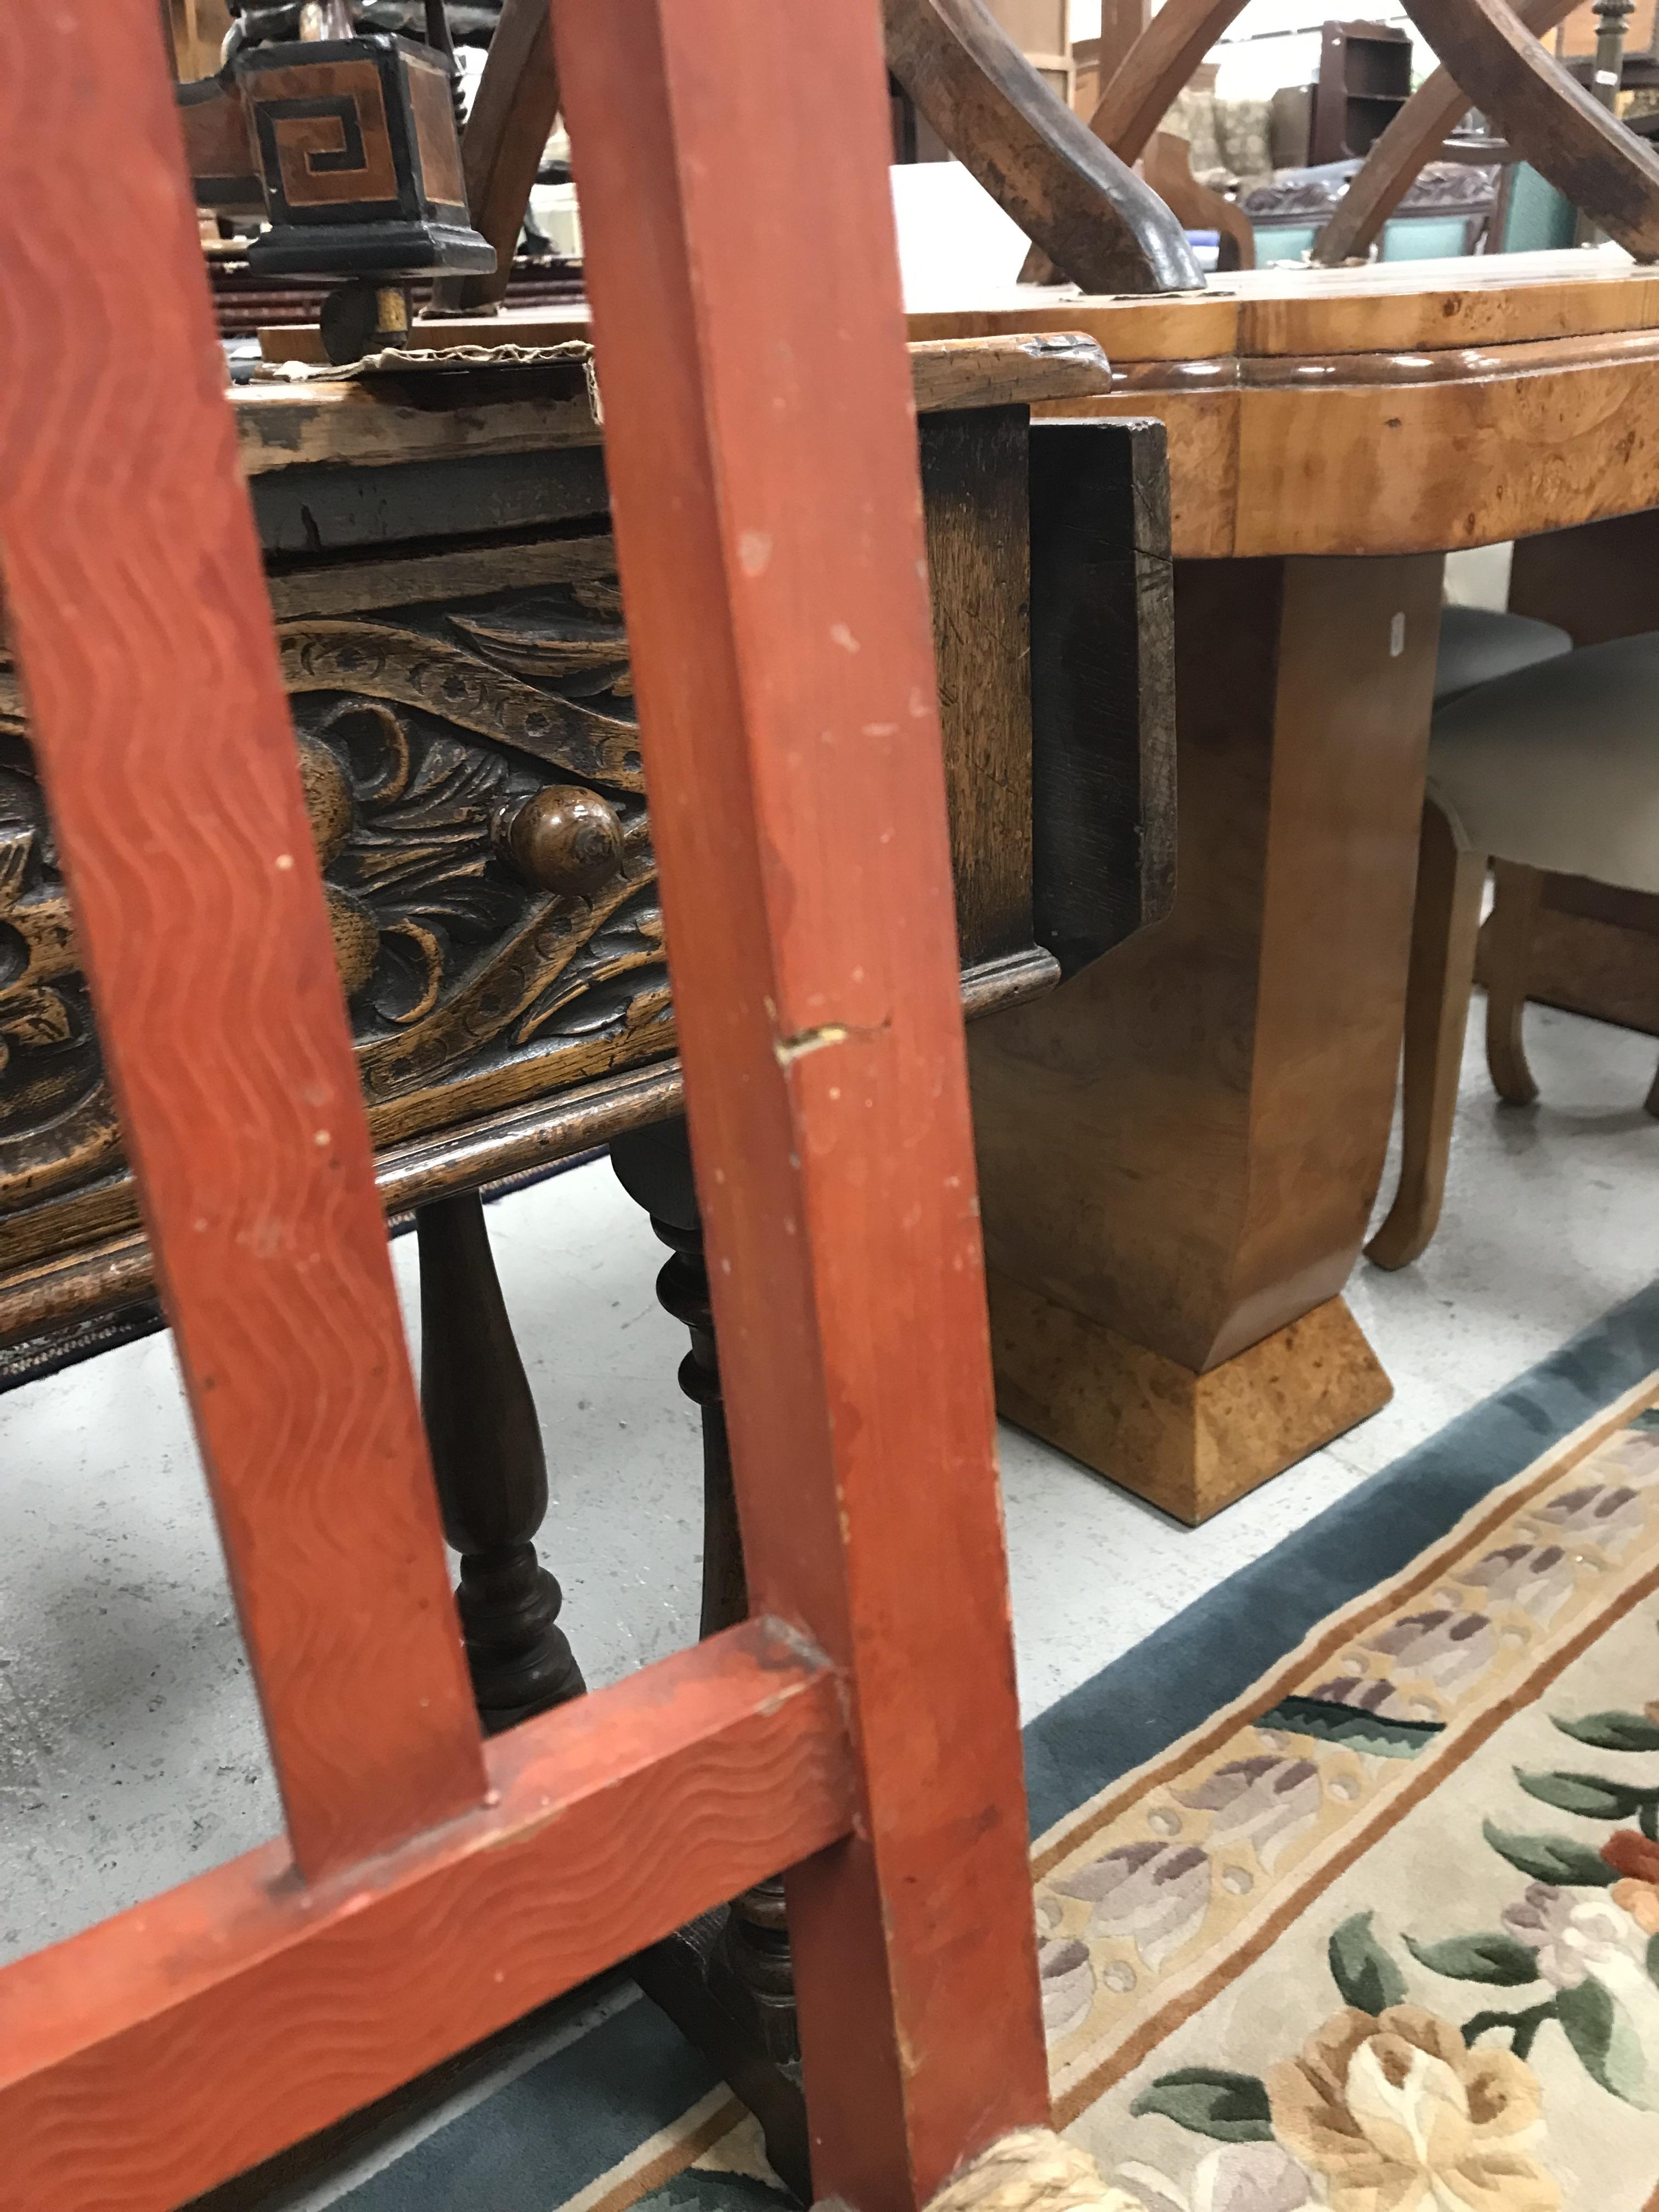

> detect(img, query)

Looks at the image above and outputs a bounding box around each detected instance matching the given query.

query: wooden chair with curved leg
[1396,0,1659,255]
[1369,632,1659,1272]
[427,0,1202,313]
[1312,0,1581,263]
[1056,0,1659,274]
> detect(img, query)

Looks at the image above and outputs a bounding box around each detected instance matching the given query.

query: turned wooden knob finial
[498,785,625,897]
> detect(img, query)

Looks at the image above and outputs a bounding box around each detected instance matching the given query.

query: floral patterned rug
[312,1324,1659,2212]
[1040,1378,1659,2212]
[635,1375,1659,2212]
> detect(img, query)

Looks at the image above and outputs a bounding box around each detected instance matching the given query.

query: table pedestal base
[973,552,1442,1517]
[989,1276,1389,1523]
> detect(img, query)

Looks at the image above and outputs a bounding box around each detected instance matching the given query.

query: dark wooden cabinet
[1310,19,1413,165]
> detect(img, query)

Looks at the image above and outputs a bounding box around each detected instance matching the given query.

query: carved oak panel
[0,539,672,1261]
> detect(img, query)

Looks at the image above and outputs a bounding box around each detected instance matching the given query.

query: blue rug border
[1023,1277,1659,1838]
[340,1278,1659,2211]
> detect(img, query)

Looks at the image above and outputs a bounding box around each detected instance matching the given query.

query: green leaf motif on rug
[1558,1973,1656,2108]
[1554,1709,1659,1754]
[1483,1819,1620,1887]
[1404,1929,1545,1987]
[1129,2068,1274,2142]
[1518,1768,1659,1820]
[1254,1694,1443,1759]
[1328,1911,1407,2013]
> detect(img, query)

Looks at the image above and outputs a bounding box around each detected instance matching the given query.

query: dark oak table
[0,331,1172,1356]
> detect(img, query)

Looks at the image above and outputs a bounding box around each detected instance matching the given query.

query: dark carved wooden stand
[416,1191,586,1728]
[414,1132,809,2196]
[610,1118,810,2200]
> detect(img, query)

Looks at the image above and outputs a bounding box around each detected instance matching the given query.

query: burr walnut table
[918,249,1659,1520]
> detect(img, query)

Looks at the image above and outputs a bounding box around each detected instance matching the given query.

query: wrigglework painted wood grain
[989,1278,1388,1523]
[0,0,485,1884]
[0,1623,854,2212]
[970,555,1441,1492]
[1311,0,1583,266]
[1397,0,1659,259]
[551,1,1047,2200]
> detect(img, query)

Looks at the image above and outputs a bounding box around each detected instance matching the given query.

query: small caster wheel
[319,279,411,366]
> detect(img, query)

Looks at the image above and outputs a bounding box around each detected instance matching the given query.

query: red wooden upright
[0,3,1049,2208]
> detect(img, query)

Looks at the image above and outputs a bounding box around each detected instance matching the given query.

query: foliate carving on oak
[0,569,671,1217]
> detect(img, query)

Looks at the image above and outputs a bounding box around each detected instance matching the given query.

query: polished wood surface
[553,0,1048,2199]
[911,254,1659,556]
[990,1283,1387,1523]
[1484,860,1547,1106]
[1312,0,1581,265]
[1143,128,1256,271]
[1065,0,1246,168]
[971,555,1444,1517]
[1479,872,1659,1036]
[1365,799,1488,1273]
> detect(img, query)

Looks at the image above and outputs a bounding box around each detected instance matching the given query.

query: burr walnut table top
[262,249,1659,561]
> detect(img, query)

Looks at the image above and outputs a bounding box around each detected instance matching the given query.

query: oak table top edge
[237,331,1117,474]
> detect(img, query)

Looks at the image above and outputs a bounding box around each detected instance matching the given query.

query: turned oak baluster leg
[416,1189,586,1730]
[611,1120,809,2194]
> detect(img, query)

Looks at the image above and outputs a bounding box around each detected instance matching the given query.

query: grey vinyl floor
[1,994,1654,1964]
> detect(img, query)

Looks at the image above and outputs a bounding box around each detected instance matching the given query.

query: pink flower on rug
[1502,1882,1648,1987]
[1052,1839,1211,1968]
[1175,1757,1322,1871]
[1602,1829,1659,1934]
[1267,2005,1558,2212]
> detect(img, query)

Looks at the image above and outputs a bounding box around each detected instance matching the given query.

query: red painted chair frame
[0,5,1046,2209]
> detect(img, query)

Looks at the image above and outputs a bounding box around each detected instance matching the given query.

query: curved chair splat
[1397,0,1659,258]
[1018,0,1250,283]
[1312,0,1580,266]
[883,0,1202,294]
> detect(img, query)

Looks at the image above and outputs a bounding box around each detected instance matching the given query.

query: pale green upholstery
[1428,631,1659,891]
[1434,604,1570,709]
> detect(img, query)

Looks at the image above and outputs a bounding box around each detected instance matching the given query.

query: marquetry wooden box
[0,336,1172,1352]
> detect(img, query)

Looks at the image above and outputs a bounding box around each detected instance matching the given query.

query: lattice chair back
[0,5,1047,2207]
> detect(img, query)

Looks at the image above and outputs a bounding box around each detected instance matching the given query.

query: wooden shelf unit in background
[1311,19,1413,165]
